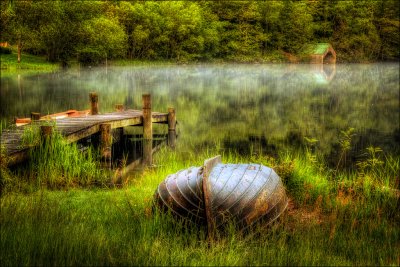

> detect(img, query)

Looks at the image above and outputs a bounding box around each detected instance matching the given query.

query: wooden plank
[65,125,100,143]
[152,114,168,123]
[202,155,222,241]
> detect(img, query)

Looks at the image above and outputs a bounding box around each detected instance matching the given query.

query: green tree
[1,1,41,63]
[374,0,399,61]
[309,0,337,41]
[155,1,206,61]
[278,0,314,53]
[209,1,266,61]
[257,1,284,54]
[333,0,381,62]
[38,1,104,64]
[77,17,127,65]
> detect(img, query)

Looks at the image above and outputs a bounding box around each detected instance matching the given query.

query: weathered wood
[142,94,152,166]
[155,156,289,236]
[143,140,152,166]
[89,92,99,115]
[65,117,142,143]
[31,112,40,121]
[100,123,112,168]
[151,114,169,124]
[142,94,152,140]
[167,107,176,149]
[40,125,53,140]
[65,125,101,144]
[202,155,222,241]
[2,109,170,167]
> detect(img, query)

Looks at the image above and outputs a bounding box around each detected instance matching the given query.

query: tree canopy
[1,0,398,63]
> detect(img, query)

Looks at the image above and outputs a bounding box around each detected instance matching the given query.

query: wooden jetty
[0,93,176,168]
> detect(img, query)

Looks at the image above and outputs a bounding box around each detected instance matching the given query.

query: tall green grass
[1,126,399,266]
[1,147,399,266]
[1,123,108,192]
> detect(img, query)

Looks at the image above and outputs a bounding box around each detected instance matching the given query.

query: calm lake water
[1,63,399,165]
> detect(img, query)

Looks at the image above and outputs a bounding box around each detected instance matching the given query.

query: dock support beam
[114,104,125,143]
[40,125,53,141]
[31,112,40,121]
[142,94,152,166]
[89,92,99,115]
[100,123,112,168]
[168,107,176,149]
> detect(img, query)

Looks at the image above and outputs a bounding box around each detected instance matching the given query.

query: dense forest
[1,0,399,64]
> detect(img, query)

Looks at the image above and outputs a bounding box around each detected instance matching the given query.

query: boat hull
[155,156,288,231]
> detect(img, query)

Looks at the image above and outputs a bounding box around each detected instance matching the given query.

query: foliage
[0,46,12,54]
[77,17,127,64]
[0,0,398,64]
[1,124,108,192]
[0,148,399,266]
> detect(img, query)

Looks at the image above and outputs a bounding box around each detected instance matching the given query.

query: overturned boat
[155,156,288,232]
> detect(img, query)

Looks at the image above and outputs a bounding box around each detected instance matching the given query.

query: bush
[0,46,12,54]
[77,48,105,66]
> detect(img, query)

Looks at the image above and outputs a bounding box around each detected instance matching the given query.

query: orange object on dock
[15,109,90,126]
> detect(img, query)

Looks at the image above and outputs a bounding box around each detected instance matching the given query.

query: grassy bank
[0,52,59,74]
[1,139,399,265]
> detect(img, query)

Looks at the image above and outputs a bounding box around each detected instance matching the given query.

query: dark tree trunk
[17,41,22,64]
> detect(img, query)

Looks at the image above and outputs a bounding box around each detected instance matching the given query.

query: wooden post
[31,112,40,121]
[17,41,21,64]
[40,125,53,140]
[40,125,53,151]
[115,104,124,112]
[89,92,99,115]
[100,123,112,168]
[142,94,152,166]
[168,107,176,149]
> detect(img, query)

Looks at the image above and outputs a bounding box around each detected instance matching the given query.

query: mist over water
[1,63,399,164]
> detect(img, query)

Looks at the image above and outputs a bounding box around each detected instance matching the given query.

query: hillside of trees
[1,0,399,64]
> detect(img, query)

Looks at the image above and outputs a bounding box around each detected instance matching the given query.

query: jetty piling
[89,92,99,115]
[40,125,53,140]
[100,123,112,168]
[167,107,176,149]
[31,112,40,121]
[142,94,153,166]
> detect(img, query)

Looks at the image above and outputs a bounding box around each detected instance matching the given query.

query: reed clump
[1,124,108,192]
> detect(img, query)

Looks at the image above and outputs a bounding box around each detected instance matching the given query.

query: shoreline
[2,52,399,74]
